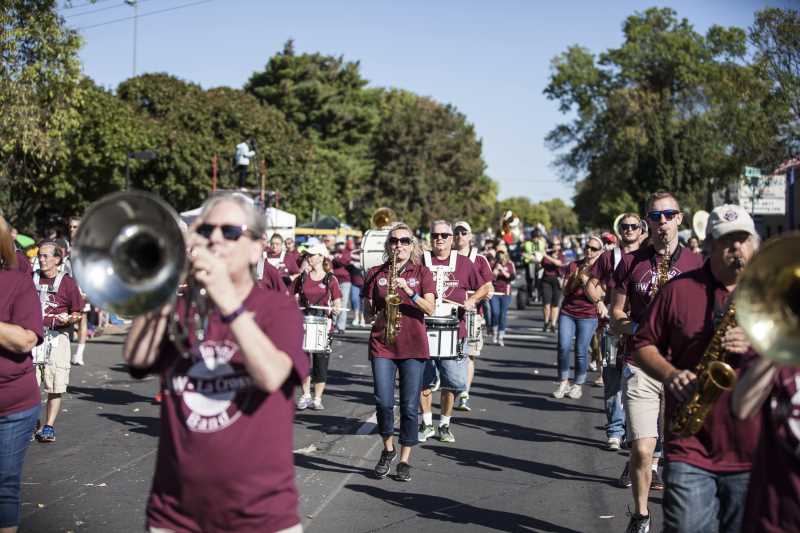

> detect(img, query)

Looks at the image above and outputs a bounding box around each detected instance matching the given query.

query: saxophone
[671,303,738,437]
[649,254,672,299]
[384,250,403,344]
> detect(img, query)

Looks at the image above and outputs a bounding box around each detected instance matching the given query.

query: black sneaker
[374,449,397,478]
[650,468,664,490]
[624,512,651,533]
[618,461,632,488]
[395,462,412,482]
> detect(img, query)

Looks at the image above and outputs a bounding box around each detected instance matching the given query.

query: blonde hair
[384,222,423,265]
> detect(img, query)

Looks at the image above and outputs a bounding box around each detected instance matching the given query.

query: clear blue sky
[62,0,783,204]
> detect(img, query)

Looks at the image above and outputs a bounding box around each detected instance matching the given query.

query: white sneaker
[553,381,570,399]
[567,384,583,399]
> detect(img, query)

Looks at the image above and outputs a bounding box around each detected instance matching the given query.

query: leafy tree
[545,8,785,227]
[364,90,495,231]
[0,0,83,230]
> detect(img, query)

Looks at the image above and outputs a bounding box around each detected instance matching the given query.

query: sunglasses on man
[646,209,680,222]
[389,237,412,246]
[196,223,253,241]
[431,232,452,240]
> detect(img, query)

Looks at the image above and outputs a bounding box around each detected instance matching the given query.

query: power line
[64,0,156,19]
[74,0,214,30]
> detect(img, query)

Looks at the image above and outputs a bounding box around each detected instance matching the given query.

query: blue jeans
[557,313,598,385]
[601,330,625,439]
[350,284,361,313]
[663,461,750,533]
[0,404,40,528]
[489,294,511,332]
[371,357,425,447]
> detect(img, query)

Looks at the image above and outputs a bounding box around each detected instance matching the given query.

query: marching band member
[632,205,761,533]
[123,193,308,533]
[452,221,493,412]
[611,192,703,533]
[540,238,565,332]
[363,223,435,481]
[418,221,489,444]
[586,214,642,451]
[552,235,603,400]
[733,358,800,533]
[292,242,342,411]
[32,241,84,443]
[489,247,515,346]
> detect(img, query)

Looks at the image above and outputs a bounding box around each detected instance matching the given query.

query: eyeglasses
[196,223,252,241]
[389,237,412,246]
[454,228,469,236]
[585,245,602,252]
[619,223,641,231]
[647,210,680,222]
[431,233,452,240]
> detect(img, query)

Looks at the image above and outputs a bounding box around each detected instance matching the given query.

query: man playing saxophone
[631,204,762,533]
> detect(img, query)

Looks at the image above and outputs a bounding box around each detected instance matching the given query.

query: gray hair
[199,192,265,239]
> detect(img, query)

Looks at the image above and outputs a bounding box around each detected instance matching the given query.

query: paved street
[20,301,663,533]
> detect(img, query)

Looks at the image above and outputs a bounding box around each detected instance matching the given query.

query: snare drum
[303,316,331,353]
[465,310,482,343]
[425,316,459,358]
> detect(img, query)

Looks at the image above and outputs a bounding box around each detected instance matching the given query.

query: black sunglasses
[619,223,641,231]
[431,232,452,240]
[454,228,469,236]
[196,223,252,241]
[647,209,680,222]
[585,245,602,252]
[389,237,412,246]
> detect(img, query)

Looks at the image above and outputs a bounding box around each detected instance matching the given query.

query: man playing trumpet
[631,205,763,533]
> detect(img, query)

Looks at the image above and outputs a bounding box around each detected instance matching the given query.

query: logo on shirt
[170,340,255,433]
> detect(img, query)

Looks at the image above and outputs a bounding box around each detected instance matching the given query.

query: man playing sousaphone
[631,204,762,533]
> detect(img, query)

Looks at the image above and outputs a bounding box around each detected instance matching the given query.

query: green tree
[364,90,495,231]
[0,0,84,230]
[545,8,784,227]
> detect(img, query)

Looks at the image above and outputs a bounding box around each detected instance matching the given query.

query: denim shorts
[423,347,468,392]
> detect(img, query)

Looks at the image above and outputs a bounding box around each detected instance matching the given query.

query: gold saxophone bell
[735,232,800,366]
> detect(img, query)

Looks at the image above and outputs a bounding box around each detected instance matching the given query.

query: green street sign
[744,166,762,178]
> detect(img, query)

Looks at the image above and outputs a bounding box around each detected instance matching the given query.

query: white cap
[708,204,758,239]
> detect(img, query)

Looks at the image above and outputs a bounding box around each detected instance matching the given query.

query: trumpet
[71,191,209,353]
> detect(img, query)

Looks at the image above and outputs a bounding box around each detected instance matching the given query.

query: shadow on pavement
[69,385,154,406]
[458,417,606,449]
[423,445,618,486]
[98,413,160,437]
[345,484,582,532]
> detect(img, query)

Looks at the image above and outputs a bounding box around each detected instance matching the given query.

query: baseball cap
[453,221,472,233]
[708,204,757,239]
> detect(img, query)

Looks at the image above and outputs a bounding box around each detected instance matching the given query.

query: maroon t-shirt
[364,262,435,360]
[427,253,482,339]
[15,249,31,275]
[632,263,761,472]
[291,272,343,309]
[560,259,598,319]
[34,272,84,332]
[0,269,43,417]
[491,260,516,296]
[332,250,352,284]
[542,252,566,277]
[257,261,288,294]
[143,285,308,533]
[742,367,800,533]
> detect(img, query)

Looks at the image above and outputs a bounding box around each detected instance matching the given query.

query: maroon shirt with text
[560,259,598,319]
[742,367,800,533]
[491,260,516,296]
[143,286,308,533]
[364,262,435,360]
[0,270,43,417]
[632,263,761,472]
[427,253,482,339]
[35,272,84,332]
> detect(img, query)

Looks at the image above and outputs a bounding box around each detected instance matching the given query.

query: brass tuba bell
[735,232,800,366]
